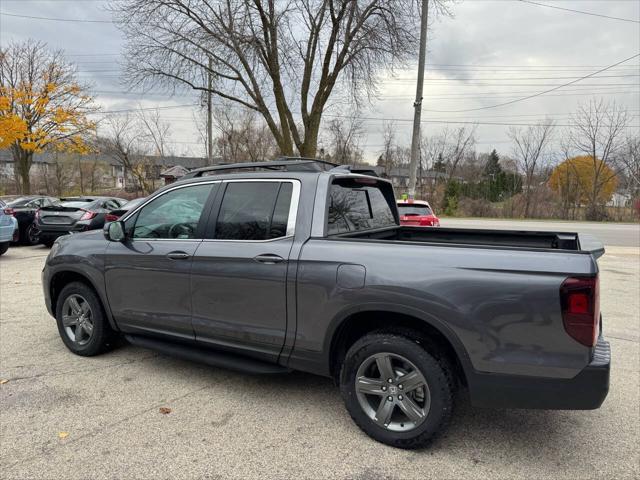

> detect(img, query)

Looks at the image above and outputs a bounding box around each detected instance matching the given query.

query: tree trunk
[13,147,33,194]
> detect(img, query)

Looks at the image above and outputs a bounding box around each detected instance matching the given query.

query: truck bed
[337,226,604,256]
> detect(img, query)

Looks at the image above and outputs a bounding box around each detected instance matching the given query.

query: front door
[191,180,299,361]
[105,182,217,339]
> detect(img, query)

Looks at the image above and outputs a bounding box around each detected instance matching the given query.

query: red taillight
[560,276,599,347]
[105,213,119,222]
[80,210,98,221]
[35,209,41,219]
[3,208,15,216]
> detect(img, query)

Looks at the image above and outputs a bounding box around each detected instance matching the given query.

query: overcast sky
[1,0,638,163]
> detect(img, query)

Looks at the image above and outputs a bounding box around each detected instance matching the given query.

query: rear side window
[215,182,293,240]
[328,180,396,235]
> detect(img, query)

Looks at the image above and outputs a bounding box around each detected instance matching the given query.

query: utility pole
[207,57,213,165]
[408,0,429,200]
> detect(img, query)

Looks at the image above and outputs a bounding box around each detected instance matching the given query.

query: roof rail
[181,158,338,178]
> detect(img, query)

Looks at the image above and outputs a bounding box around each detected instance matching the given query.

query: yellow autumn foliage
[0,82,95,153]
[549,156,617,204]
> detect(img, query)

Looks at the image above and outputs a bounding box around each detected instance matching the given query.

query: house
[0,150,220,194]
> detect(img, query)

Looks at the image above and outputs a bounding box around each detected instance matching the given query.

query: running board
[124,334,290,374]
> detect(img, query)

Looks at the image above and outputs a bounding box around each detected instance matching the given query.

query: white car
[0,199,19,256]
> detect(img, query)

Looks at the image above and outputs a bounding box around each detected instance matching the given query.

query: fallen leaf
[58,431,69,439]
[0,379,8,385]
[159,407,172,415]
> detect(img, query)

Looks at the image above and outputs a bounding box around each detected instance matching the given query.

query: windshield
[123,198,146,209]
[6,197,32,207]
[397,204,433,216]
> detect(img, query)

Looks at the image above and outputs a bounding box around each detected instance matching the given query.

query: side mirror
[104,221,126,242]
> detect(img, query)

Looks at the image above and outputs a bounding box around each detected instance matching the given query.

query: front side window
[328,179,396,235]
[215,182,294,240]
[132,184,213,239]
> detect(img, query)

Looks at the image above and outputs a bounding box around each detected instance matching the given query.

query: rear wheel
[0,242,9,256]
[55,282,119,356]
[23,222,40,246]
[340,333,454,449]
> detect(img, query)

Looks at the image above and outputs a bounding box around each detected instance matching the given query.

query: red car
[397,199,440,227]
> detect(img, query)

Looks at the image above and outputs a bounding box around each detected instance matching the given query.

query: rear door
[191,179,299,362]
[104,182,217,339]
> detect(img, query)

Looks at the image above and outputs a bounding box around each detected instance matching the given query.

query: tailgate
[579,234,605,259]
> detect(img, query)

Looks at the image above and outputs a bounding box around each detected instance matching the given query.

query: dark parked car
[2,195,59,245]
[104,197,146,223]
[37,196,126,247]
[43,160,610,449]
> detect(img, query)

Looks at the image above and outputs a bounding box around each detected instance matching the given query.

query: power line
[518,0,640,24]
[422,53,640,113]
[0,11,113,23]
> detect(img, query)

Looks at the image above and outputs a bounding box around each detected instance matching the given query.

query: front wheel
[55,282,119,356]
[340,333,454,449]
[0,242,9,256]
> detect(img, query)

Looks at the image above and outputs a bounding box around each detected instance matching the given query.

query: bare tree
[378,121,397,176]
[138,109,173,157]
[212,104,278,162]
[323,114,364,165]
[618,135,640,198]
[109,0,449,157]
[568,99,629,220]
[508,121,554,218]
[443,126,477,183]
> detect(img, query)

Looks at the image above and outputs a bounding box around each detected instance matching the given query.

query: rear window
[59,201,93,208]
[327,179,396,235]
[397,204,433,216]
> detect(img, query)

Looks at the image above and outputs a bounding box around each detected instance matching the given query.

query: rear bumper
[468,336,610,410]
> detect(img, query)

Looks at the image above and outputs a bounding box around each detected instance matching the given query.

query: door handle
[253,254,285,264]
[167,251,190,260]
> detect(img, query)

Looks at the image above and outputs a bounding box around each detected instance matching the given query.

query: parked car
[2,195,59,245]
[37,196,127,247]
[43,159,610,449]
[397,199,440,227]
[104,197,147,223]
[0,200,18,256]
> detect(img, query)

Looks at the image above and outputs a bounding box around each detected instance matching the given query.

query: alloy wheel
[355,352,431,432]
[61,294,94,346]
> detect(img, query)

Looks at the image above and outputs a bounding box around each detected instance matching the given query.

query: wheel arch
[326,304,471,387]
[49,269,118,331]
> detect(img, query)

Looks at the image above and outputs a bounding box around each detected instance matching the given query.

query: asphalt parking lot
[1,224,638,479]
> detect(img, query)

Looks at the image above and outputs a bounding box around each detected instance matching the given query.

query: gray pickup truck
[43,159,610,449]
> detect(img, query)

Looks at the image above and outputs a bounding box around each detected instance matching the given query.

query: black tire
[22,222,40,246]
[340,332,454,449]
[55,281,119,356]
[0,242,9,256]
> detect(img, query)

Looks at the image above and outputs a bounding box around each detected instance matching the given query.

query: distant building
[0,150,220,194]
[607,192,632,208]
